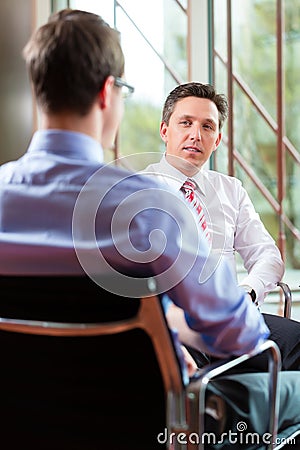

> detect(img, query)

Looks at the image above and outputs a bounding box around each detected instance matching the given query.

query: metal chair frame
[277,281,292,319]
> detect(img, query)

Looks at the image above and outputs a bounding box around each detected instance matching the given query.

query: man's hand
[181,345,198,377]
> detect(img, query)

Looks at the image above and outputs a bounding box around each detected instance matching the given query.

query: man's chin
[166,153,201,176]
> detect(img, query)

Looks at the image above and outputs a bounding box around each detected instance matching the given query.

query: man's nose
[190,125,201,140]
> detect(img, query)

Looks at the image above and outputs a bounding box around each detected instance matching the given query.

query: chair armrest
[277,282,292,319]
[185,340,281,450]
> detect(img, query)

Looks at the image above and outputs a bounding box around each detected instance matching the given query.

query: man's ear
[98,76,115,109]
[160,121,168,143]
[213,132,222,152]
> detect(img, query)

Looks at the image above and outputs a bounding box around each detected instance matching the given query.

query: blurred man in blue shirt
[0,9,269,365]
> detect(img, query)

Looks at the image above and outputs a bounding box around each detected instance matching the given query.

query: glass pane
[68,0,187,169]
[52,0,70,12]
[284,0,300,271]
[116,0,187,169]
[69,0,114,23]
[285,1,300,153]
[213,0,300,288]
[213,57,228,173]
[213,0,228,62]
[285,151,300,270]
[234,85,278,199]
[115,0,164,169]
[232,0,277,120]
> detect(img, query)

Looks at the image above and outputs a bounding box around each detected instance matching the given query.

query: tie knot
[181,179,196,198]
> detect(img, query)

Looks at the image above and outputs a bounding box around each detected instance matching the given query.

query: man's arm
[133,181,271,358]
[97,170,270,360]
[234,182,284,305]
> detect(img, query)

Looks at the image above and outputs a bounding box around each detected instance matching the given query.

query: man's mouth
[183,146,202,153]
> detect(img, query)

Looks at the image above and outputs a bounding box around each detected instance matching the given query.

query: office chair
[0,275,284,450]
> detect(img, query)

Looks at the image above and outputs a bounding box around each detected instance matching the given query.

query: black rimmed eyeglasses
[114,77,135,99]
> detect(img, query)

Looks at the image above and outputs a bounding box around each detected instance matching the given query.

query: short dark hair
[23,9,124,115]
[162,82,229,130]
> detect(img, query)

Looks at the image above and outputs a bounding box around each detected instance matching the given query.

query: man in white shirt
[144,82,300,371]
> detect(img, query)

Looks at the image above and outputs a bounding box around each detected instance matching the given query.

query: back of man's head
[23,9,124,116]
[162,82,229,130]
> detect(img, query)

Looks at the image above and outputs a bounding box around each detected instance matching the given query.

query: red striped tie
[180,179,211,242]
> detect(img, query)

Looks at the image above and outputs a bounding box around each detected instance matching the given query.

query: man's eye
[180,121,191,126]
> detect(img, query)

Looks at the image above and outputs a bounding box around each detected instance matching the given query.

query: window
[212,0,300,269]
[68,0,188,170]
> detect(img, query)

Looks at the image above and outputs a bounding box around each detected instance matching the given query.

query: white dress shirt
[144,154,284,305]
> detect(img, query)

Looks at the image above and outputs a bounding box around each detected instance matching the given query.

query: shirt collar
[27,129,104,163]
[160,153,207,197]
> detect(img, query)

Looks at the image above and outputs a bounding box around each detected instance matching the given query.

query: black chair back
[0,276,184,450]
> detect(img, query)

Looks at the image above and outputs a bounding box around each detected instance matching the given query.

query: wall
[0,0,34,164]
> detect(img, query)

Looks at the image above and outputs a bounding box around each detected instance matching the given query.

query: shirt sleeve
[233,180,284,305]
[98,171,270,362]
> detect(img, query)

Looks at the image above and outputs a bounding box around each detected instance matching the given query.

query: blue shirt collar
[27,129,104,163]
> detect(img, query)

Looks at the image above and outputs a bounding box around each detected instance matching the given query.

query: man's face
[160,96,222,174]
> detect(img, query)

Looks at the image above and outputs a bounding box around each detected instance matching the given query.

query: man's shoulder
[205,169,243,188]
[139,160,178,190]
[142,161,162,173]
[101,163,171,195]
